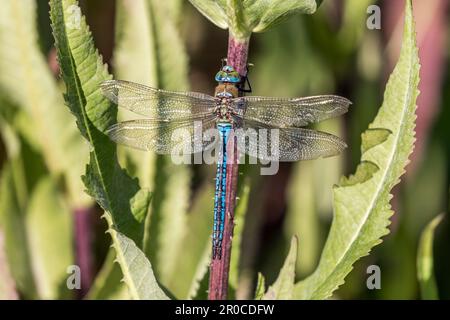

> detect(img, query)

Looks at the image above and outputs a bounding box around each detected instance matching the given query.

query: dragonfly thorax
[214,83,239,122]
[214,98,233,121]
[215,83,238,98]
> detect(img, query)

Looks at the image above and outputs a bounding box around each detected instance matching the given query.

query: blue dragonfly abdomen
[212,123,233,259]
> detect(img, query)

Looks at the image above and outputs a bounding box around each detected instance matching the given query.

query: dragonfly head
[215,65,241,84]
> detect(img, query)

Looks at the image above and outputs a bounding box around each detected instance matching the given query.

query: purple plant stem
[226,36,250,76]
[208,35,249,300]
[74,207,94,298]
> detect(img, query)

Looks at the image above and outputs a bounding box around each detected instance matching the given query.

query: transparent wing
[107,116,218,154]
[232,95,350,128]
[101,80,217,119]
[235,119,347,162]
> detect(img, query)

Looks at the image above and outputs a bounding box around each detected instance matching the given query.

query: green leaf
[285,161,319,277]
[115,0,188,91]
[187,0,229,30]
[142,29,191,290]
[114,0,189,188]
[1,162,74,299]
[50,0,146,243]
[25,177,73,299]
[294,0,419,300]
[113,0,157,212]
[0,161,27,299]
[147,0,188,91]
[190,271,210,301]
[161,184,214,299]
[254,272,266,300]
[417,214,444,300]
[187,245,211,300]
[188,0,317,40]
[0,162,37,298]
[0,117,74,299]
[114,2,192,293]
[50,0,167,299]
[86,247,129,300]
[109,226,169,300]
[263,236,298,300]
[115,0,158,88]
[252,15,333,96]
[0,228,19,299]
[0,0,89,206]
[144,156,190,289]
[338,0,375,53]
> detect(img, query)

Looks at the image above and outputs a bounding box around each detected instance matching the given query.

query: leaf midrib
[111,230,139,299]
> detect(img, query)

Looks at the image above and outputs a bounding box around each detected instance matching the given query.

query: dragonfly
[101,65,351,260]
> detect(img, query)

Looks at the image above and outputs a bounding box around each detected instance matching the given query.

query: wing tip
[332,96,352,116]
[322,136,347,159]
[333,95,352,109]
[305,132,348,160]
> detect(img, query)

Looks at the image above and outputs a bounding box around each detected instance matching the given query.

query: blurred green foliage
[0,0,448,300]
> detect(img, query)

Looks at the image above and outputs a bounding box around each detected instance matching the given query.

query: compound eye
[228,71,241,83]
[215,71,227,82]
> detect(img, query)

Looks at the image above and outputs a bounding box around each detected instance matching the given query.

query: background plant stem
[74,207,94,298]
[208,35,249,300]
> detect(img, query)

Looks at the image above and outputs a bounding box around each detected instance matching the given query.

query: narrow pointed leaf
[187,245,211,300]
[50,0,146,243]
[114,0,189,182]
[0,0,89,206]
[113,0,157,211]
[114,3,191,286]
[50,0,167,299]
[285,161,320,277]
[114,0,188,187]
[254,273,266,300]
[263,236,298,300]
[417,214,444,300]
[0,163,36,298]
[116,0,192,295]
[25,177,73,299]
[115,0,158,88]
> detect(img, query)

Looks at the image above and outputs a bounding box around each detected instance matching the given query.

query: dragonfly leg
[237,63,253,94]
